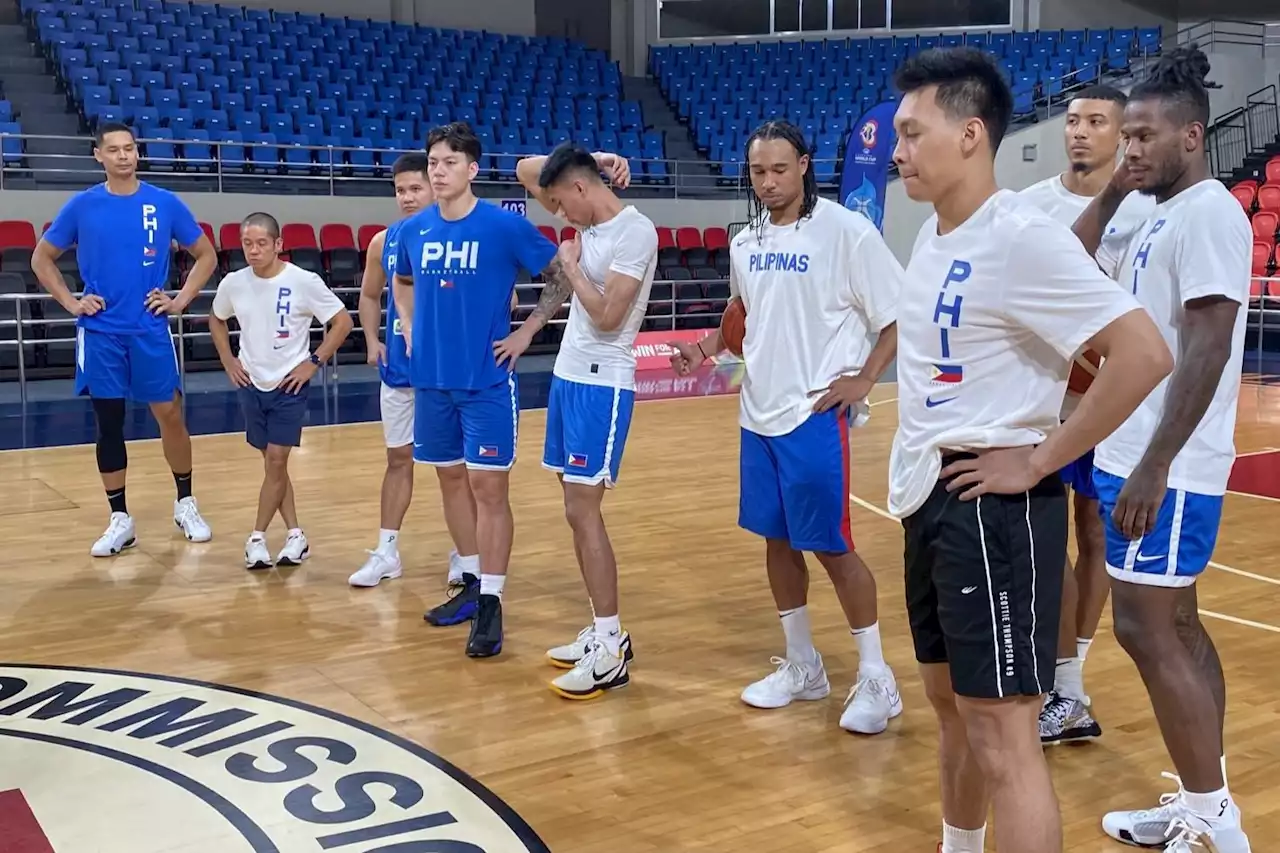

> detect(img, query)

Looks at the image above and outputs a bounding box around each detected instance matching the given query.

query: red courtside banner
[631,330,745,401]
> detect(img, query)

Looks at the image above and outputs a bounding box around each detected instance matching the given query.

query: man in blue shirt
[30,122,219,557]
[393,122,561,658]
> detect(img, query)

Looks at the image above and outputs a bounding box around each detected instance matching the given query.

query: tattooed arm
[492,258,572,367]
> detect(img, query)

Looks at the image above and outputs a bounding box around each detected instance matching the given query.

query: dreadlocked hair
[1130,44,1211,128]
[743,120,819,236]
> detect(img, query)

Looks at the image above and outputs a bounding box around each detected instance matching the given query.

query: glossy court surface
[0,372,1278,852]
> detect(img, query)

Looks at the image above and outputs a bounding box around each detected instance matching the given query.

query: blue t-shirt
[396,201,556,391]
[44,182,203,336]
[379,219,412,389]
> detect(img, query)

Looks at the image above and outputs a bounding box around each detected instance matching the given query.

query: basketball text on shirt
[419,240,480,271]
[748,251,810,273]
[274,287,291,345]
[1128,219,1165,295]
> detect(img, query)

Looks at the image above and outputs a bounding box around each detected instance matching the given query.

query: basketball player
[496,143,653,699]
[669,120,904,735]
[208,213,352,568]
[888,47,1172,853]
[392,123,560,658]
[31,122,218,556]
[1071,47,1253,852]
[1018,85,1157,745]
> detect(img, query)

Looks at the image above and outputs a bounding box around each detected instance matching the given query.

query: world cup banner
[840,100,899,233]
[630,329,743,372]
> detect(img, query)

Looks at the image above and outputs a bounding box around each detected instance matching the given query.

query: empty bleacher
[1232,157,1280,294]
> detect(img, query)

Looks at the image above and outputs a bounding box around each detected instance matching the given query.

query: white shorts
[380,383,414,448]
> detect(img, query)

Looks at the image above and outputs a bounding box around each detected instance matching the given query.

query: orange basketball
[720,297,746,357]
[1068,348,1102,395]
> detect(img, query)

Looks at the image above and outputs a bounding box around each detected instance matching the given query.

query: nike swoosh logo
[1135,553,1165,563]
[926,396,956,408]
[142,261,155,267]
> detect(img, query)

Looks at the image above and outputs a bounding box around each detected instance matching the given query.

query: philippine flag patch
[930,364,963,384]
[478,445,499,458]
[568,452,589,468]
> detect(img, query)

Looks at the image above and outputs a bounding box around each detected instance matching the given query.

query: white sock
[779,606,818,667]
[251,530,265,541]
[941,822,986,853]
[594,614,622,656]
[1054,657,1085,701]
[287,527,303,538]
[456,553,480,580]
[446,550,465,585]
[479,573,505,598]
[377,528,399,553]
[1076,636,1094,663]
[1221,754,1228,785]
[850,622,886,675]
[1183,785,1236,824]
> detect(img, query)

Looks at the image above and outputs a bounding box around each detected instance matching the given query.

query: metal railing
[0,280,734,404]
[1207,84,1279,181]
[1175,19,1269,55]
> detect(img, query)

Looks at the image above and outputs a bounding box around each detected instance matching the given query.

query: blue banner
[839,100,898,233]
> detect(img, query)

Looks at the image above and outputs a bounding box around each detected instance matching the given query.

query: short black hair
[94,122,135,148]
[893,46,1014,151]
[1071,85,1128,108]
[1129,45,1211,128]
[425,122,481,163]
[241,212,280,240]
[538,143,600,188]
[392,152,429,177]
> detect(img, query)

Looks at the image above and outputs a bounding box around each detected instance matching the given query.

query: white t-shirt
[212,262,346,392]
[729,197,902,437]
[889,190,1143,519]
[1092,179,1252,496]
[1018,174,1156,418]
[553,206,658,390]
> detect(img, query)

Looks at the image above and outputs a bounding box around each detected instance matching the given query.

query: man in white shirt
[668,120,904,736]
[1018,84,1157,746]
[209,213,352,570]
[890,48,1172,853]
[1072,48,1254,853]
[497,143,652,699]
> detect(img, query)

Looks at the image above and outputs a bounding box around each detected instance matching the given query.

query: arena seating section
[0,99,19,166]
[0,219,732,373]
[1234,163,1280,294]
[651,27,1161,179]
[18,0,669,181]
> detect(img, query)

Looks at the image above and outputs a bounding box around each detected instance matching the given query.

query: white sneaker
[549,638,629,700]
[546,625,634,669]
[276,530,309,566]
[91,512,136,557]
[1164,813,1251,852]
[245,535,273,570]
[740,654,830,709]
[349,549,403,587]
[173,497,212,542]
[1102,773,1190,847]
[839,666,903,734]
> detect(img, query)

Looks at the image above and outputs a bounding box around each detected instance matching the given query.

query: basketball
[720,297,746,356]
[1068,348,1102,395]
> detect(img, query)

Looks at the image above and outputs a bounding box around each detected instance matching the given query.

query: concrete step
[6,92,68,115]
[0,55,43,75]
[0,74,58,95]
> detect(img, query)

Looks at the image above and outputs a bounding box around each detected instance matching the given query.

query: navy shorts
[75,326,180,403]
[239,382,310,450]
[413,375,519,470]
[542,376,635,487]
[1059,448,1099,500]
[739,409,853,554]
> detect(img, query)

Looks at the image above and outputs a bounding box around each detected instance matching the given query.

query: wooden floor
[2,382,1279,852]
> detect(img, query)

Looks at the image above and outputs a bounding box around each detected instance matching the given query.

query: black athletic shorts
[903,454,1067,700]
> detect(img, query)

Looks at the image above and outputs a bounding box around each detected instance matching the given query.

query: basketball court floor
[0,368,1277,852]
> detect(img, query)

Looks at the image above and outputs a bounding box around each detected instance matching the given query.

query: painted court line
[849,491,1280,634]
[869,397,897,408]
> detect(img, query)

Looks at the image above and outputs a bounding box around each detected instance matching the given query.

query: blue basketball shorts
[239,382,310,450]
[75,326,180,403]
[413,375,519,470]
[1093,468,1224,588]
[739,408,853,554]
[1059,448,1099,500]
[541,376,635,488]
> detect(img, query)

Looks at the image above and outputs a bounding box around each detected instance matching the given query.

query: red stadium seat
[1257,184,1280,213]
[703,227,729,252]
[675,226,703,250]
[1266,156,1280,185]
[655,227,676,250]
[1252,240,1272,277]
[560,225,576,244]
[537,225,559,244]
[281,223,317,251]
[319,223,355,251]
[357,224,384,252]
[0,220,37,249]
[1250,277,1269,299]
[218,222,240,251]
[1252,211,1278,242]
[198,221,216,247]
[1231,183,1257,212]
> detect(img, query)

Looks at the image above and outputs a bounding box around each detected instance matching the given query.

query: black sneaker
[424,573,478,626]
[466,594,503,658]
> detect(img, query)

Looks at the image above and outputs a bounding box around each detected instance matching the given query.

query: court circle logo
[0,664,550,852]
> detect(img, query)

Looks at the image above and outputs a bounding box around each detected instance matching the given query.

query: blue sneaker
[424,573,478,626]
[466,594,503,658]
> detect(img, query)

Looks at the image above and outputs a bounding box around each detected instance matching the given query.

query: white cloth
[729,197,902,437]
[212,262,345,392]
[889,190,1143,519]
[1092,180,1252,495]
[552,206,658,391]
[380,383,414,448]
